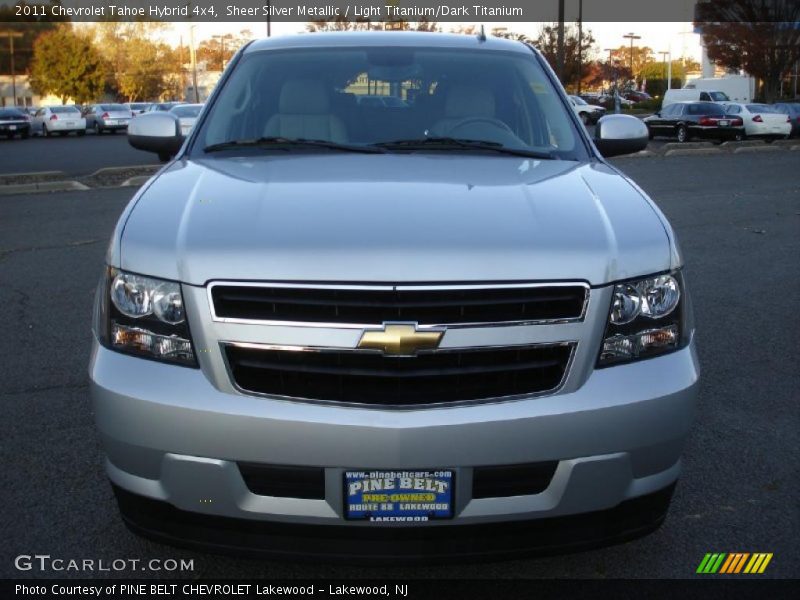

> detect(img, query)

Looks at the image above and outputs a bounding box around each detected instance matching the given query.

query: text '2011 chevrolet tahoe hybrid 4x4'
[91,32,698,560]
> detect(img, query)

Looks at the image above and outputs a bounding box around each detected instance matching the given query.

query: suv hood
[120,154,672,286]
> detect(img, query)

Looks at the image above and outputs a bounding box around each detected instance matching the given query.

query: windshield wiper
[373,137,556,159]
[203,136,386,154]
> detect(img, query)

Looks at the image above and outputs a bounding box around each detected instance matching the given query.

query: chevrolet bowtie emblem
[358,323,444,356]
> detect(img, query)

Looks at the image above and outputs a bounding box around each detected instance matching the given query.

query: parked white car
[169,103,204,136]
[31,106,86,137]
[721,103,792,139]
[568,95,605,125]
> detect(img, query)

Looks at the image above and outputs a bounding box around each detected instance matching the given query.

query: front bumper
[90,333,698,557]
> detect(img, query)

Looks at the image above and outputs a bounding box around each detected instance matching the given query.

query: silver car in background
[83,103,133,134]
[96,32,698,561]
[169,103,204,136]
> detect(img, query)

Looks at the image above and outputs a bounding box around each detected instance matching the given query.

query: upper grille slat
[210,283,588,326]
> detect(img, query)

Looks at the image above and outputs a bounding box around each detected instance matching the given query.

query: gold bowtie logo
[358,323,444,356]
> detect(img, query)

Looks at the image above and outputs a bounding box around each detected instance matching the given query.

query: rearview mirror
[128,112,184,161]
[593,114,649,158]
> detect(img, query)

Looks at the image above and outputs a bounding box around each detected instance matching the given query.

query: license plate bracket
[344,470,454,522]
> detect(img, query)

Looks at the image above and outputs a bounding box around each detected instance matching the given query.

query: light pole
[577,0,583,94]
[556,0,565,81]
[604,48,620,114]
[211,34,226,71]
[623,32,641,79]
[1,31,24,107]
[658,50,672,91]
[189,25,199,103]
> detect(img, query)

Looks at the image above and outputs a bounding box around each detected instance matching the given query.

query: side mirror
[128,112,184,160]
[593,114,649,158]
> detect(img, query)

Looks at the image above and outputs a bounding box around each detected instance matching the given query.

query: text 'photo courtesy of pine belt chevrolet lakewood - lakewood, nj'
[91,31,699,561]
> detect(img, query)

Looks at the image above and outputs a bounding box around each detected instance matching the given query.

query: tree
[306,17,380,32]
[607,45,655,83]
[28,25,105,104]
[0,1,67,75]
[196,31,254,70]
[695,0,800,101]
[90,22,181,101]
[532,23,597,92]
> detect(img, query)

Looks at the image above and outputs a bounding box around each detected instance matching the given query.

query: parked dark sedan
[0,107,31,139]
[643,101,744,142]
[773,102,800,138]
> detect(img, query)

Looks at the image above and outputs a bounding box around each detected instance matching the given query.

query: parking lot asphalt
[1,152,798,579]
[0,131,156,176]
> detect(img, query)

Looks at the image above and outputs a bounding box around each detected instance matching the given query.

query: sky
[169,21,704,63]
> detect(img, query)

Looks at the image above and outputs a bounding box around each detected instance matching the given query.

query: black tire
[21,130,29,139]
[580,112,590,126]
[676,125,688,143]
[733,131,745,142]
[94,122,102,135]
[77,130,86,137]
[157,152,172,162]
[43,124,50,137]
[648,128,655,140]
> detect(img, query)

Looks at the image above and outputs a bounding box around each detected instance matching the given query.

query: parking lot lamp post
[1,31,24,106]
[659,51,671,91]
[623,32,641,82]
[189,25,199,103]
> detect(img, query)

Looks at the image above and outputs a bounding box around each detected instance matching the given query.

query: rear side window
[699,92,711,101]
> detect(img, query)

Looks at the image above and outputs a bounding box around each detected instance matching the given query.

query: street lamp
[189,25,199,103]
[658,50,672,91]
[0,31,24,107]
[623,32,641,77]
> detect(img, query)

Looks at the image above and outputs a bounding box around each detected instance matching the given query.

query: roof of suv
[245,31,531,54]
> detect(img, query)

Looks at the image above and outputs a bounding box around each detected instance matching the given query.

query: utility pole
[623,32,641,80]
[212,34,226,70]
[577,0,583,94]
[604,48,620,114]
[556,0,565,82]
[658,51,672,91]
[189,25,199,103]
[1,31,24,107]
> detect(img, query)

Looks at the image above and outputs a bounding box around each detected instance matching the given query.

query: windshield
[571,96,588,105]
[51,106,80,114]
[100,104,128,111]
[709,91,730,101]
[192,46,586,160]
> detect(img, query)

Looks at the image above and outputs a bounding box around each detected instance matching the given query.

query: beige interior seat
[264,79,347,142]
[430,85,496,137]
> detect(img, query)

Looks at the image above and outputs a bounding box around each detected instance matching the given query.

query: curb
[0,170,67,182]
[732,145,784,153]
[661,142,715,151]
[664,148,723,157]
[719,140,765,149]
[88,165,160,177]
[771,139,800,147]
[120,175,152,187]
[0,180,89,196]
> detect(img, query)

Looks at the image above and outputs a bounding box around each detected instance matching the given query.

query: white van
[685,76,754,103]
[662,88,730,107]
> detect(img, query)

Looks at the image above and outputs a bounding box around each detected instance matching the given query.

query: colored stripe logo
[697,553,773,574]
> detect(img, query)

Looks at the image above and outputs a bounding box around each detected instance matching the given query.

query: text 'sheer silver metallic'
[91,32,698,561]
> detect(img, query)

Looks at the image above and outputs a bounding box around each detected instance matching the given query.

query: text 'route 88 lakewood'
[15,584,410,596]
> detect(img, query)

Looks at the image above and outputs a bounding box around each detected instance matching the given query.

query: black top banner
[1,0,798,23]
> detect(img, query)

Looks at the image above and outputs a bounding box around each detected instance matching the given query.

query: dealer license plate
[718,120,729,126]
[66,121,75,127]
[344,470,454,522]
[9,125,16,130]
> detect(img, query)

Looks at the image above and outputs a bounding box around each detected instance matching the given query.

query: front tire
[580,112,590,126]
[77,130,86,137]
[43,125,51,137]
[676,125,688,143]
[157,152,171,162]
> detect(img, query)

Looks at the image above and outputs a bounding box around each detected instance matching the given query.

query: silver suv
[92,32,698,560]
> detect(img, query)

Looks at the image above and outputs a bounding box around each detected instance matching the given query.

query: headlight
[94,267,196,366]
[598,271,690,367]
